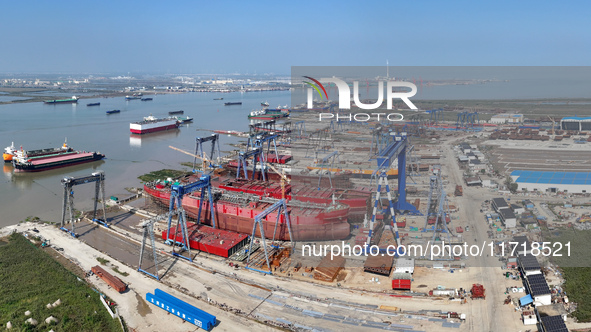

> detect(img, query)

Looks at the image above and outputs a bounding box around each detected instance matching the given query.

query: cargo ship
[144,177,351,241]
[217,178,371,221]
[224,102,242,106]
[248,109,289,120]
[213,130,249,138]
[4,141,73,162]
[141,98,153,101]
[130,115,180,134]
[223,160,357,188]
[44,96,78,104]
[107,110,120,114]
[168,110,184,115]
[306,165,399,177]
[87,102,101,106]
[12,148,105,172]
[174,116,193,123]
[125,95,141,100]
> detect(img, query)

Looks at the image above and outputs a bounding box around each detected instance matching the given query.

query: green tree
[505,176,518,193]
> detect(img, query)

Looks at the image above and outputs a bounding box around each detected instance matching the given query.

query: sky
[0,1,589,75]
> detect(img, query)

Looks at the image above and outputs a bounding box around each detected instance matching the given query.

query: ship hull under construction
[144,184,351,241]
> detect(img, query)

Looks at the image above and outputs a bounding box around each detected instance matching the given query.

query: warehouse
[511,170,591,194]
[499,208,517,228]
[525,274,552,306]
[489,114,523,124]
[560,116,591,131]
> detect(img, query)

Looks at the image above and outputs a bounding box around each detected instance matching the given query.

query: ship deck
[30,152,94,165]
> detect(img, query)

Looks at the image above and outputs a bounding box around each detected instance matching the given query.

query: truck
[454,185,463,196]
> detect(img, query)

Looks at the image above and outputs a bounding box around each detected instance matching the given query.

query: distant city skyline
[1,1,589,75]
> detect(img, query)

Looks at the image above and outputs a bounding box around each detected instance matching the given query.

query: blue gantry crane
[368,133,421,248]
[193,134,222,171]
[428,108,444,125]
[138,213,166,280]
[163,174,216,262]
[422,169,453,257]
[245,199,293,274]
[236,147,266,181]
[314,150,339,188]
[60,171,107,237]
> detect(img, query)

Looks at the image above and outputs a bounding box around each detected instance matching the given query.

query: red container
[392,279,411,290]
[91,265,127,293]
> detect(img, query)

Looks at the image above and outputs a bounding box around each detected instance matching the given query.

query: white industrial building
[394,258,415,274]
[511,170,591,194]
[489,114,524,124]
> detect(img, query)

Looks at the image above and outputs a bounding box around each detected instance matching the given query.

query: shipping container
[392,279,411,290]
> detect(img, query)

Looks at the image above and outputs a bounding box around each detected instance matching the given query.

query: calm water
[0,91,291,226]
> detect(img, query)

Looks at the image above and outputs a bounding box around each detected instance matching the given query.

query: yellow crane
[169,145,213,171]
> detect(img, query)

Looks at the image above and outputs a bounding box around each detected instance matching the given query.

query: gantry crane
[138,213,167,280]
[314,150,339,188]
[244,161,293,274]
[194,134,221,171]
[423,169,453,259]
[60,171,107,237]
[368,133,421,249]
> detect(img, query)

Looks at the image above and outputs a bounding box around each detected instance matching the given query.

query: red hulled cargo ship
[130,115,180,134]
[12,145,105,172]
[144,179,351,241]
[217,178,370,221]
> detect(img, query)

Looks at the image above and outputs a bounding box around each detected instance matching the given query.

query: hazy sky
[1,1,589,75]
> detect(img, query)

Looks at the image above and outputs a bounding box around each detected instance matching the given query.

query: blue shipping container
[146,288,216,330]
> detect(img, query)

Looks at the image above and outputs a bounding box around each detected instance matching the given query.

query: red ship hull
[130,124,179,134]
[144,183,351,241]
[217,178,370,222]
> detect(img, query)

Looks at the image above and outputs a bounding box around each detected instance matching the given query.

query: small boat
[106,110,120,114]
[44,96,78,104]
[214,98,224,100]
[261,101,270,107]
[174,116,193,123]
[224,102,242,106]
[3,142,16,162]
[141,98,153,101]
[168,110,184,115]
[87,102,101,107]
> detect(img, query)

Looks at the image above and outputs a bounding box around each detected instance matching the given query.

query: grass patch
[0,233,122,331]
[96,257,110,265]
[562,267,591,322]
[111,266,129,277]
[547,229,591,322]
[137,169,189,183]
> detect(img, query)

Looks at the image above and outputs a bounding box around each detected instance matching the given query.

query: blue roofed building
[511,170,591,194]
[560,117,591,131]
